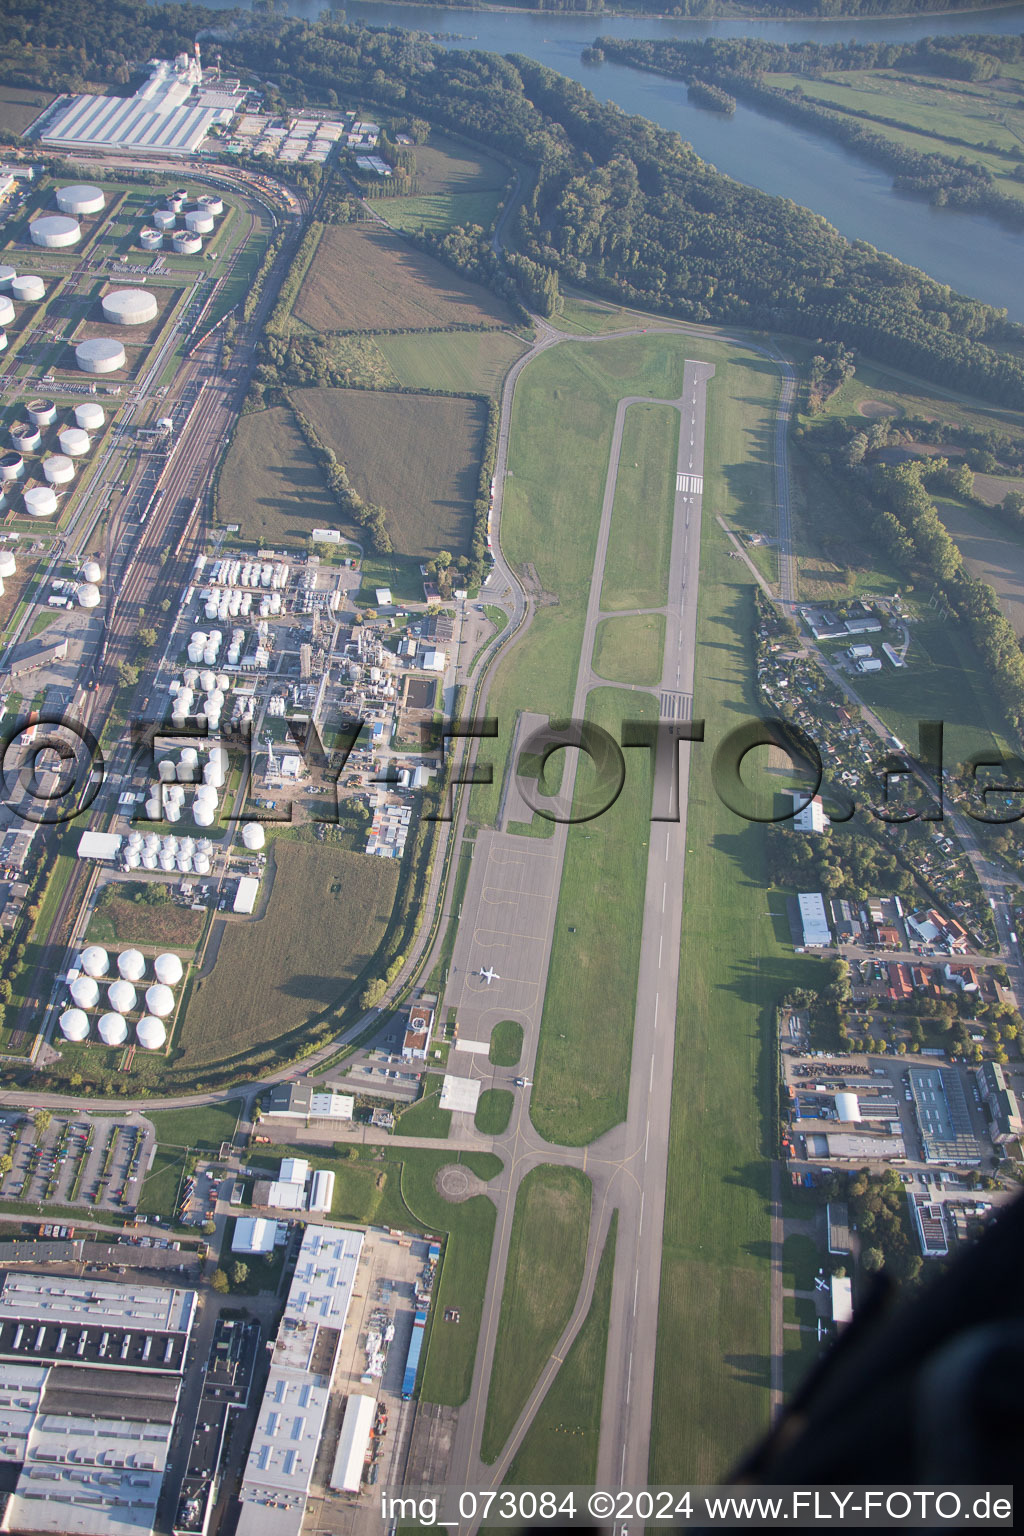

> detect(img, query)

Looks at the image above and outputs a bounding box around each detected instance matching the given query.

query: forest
[6,4,1024,407]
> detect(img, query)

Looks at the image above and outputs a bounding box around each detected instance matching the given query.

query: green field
[0,84,53,135]
[385,132,510,233]
[481,1165,592,1463]
[470,335,688,831]
[592,613,665,687]
[146,1100,243,1149]
[385,192,504,233]
[650,344,822,1478]
[86,884,206,949]
[489,1020,523,1067]
[295,387,487,560]
[474,1089,513,1136]
[137,1146,188,1222]
[215,404,345,546]
[395,1075,452,1139]
[531,688,658,1146]
[601,403,679,611]
[377,330,526,396]
[506,1214,617,1485]
[180,841,398,1068]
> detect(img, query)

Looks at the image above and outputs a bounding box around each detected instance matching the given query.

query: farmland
[481,1165,592,1463]
[296,387,487,560]
[933,494,1024,638]
[0,84,53,135]
[377,330,526,397]
[386,132,510,235]
[289,223,513,334]
[215,405,345,546]
[178,841,399,1067]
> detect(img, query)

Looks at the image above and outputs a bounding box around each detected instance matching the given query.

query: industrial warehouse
[0,1274,198,1536]
[40,53,237,156]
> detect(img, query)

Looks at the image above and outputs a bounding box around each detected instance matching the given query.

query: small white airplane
[479,966,499,985]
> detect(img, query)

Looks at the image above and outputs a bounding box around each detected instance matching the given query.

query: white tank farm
[98,1012,128,1045]
[81,559,102,584]
[24,486,57,518]
[11,275,45,302]
[145,983,175,1018]
[79,945,109,978]
[0,453,23,482]
[140,227,163,250]
[57,183,105,216]
[42,455,74,486]
[59,427,91,457]
[0,265,15,291]
[75,338,125,374]
[10,423,40,451]
[241,822,266,851]
[106,978,136,1013]
[154,952,184,986]
[30,215,80,248]
[77,583,101,609]
[102,288,158,326]
[185,209,214,235]
[0,550,16,577]
[26,398,56,426]
[0,296,13,326]
[172,232,202,255]
[59,1009,90,1042]
[136,1016,167,1050]
[198,195,223,217]
[69,975,99,1009]
[153,209,177,231]
[74,401,105,431]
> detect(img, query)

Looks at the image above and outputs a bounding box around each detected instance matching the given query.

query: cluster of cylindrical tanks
[60,940,181,1047]
[3,402,100,519]
[139,189,223,252]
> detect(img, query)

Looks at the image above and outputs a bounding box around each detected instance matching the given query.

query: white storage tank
[59,1008,90,1042]
[77,582,101,608]
[69,975,99,1009]
[24,486,57,518]
[98,1012,128,1045]
[136,1016,167,1050]
[57,183,105,216]
[0,296,13,326]
[157,759,176,784]
[107,978,136,1013]
[0,452,24,483]
[75,338,125,374]
[123,848,141,871]
[80,945,109,978]
[11,275,45,301]
[145,983,175,1018]
[26,398,56,427]
[194,852,212,876]
[0,331,6,354]
[118,948,146,982]
[0,265,15,291]
[102,288,158,327]
[30,215,80,248]
[0,550,16,578]
[154,952,184,986]
[153,209,177,231]
[75,402,105,432]
[139,227,163,250]
[141,850,158,870]
[198,194,223,217]
[43,455,74,486]
[172,232,202,255]
[241,822,266,851]
[167,191,188,213]
[81,559,102,584]
[185,209,214,235]
[58,427,91,457]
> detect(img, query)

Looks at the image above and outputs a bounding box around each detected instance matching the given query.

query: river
[202,0,1024,313]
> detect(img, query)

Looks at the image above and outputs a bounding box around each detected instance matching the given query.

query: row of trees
[290,406,393,555]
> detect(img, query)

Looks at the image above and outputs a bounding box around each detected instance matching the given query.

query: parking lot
[0,1111,153,1213]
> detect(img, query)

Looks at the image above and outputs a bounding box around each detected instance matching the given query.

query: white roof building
[264,1181,305,1211]
[279,1158,309,1186]
[232,1216,276,1255]
[307,1170,335,1214]
[831,1275,854,1327]
[311,1090,353,1120]
[790,793,826,835]
[329,1393,376,1493]
[76,830,122,861]
[798,892,831,948]
[233,876,259,915]
[42,59,231,156]
[284,1226,363,1329]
